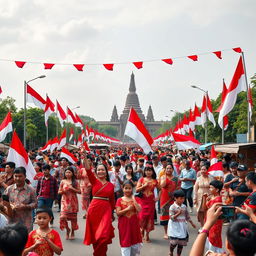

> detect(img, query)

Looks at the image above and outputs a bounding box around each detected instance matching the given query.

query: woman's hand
[236,204,254,218]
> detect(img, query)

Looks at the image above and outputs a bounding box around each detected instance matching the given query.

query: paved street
[48,198,201,256]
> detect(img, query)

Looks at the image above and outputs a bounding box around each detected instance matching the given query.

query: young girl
[58,167,81,240]
[116,180,142,256]
[206,180,224,253]
[123,164,138,187]
[168,190,196,256]
[24,207,63,256]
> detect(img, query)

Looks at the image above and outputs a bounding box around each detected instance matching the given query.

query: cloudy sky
[0,0,255,122]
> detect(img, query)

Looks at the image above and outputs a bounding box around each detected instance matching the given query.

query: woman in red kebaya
[83,153,115,256]
[116,180,142,256]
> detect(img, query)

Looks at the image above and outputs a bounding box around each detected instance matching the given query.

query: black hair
[125,164,134,177]
[160,156,167,162]
[4,162,16,169]
[227,219,256,256]
[64,167,77,188]
[113,160,121,167]
[173,189,185,198]
[223,162,230,170]
[246,171,256,184]
[138,158,145,163]
[13,167,26,177]
[36,207,53,219]
[210,180,223,192]
[96,163,110,182]
[120,155,127,162]
[166,162,174,169]
[152,155,159,160]
[143,166,156,179]
[0,223,28,256]
[42,164,51,170]
[123,179,134,188]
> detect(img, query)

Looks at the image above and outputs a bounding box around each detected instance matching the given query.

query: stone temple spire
[146,105,154,122]
[121,72,144,119]
[110,105,119,122]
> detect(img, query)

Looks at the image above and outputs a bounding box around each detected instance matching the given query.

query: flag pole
[241,51,251,142]
[222,78,225,144]
[205,91,208,144]
[56,102,58,137]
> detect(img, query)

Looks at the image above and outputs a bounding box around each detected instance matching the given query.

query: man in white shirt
[109,160,124,200]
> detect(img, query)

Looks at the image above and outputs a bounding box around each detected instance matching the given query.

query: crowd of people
[0,146,256,256]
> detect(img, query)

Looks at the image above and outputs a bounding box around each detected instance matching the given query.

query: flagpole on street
[55,104,58,137]
[221,78,225,144]
[23,75,46,149]
[241,51,251,142]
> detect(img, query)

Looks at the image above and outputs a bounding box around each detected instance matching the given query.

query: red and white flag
[0,86,2,94]
[188,108,195,131]
[77,133,83,147]
[248,85,254,121]
[201,95,207,127]
[66,107,77,124]
[182,114,189,133]
[58,129,66,149]
[218,56,246,128]
[40,139,52,152]
[206,94,216,127]
[56,101,67,127]
[60,147,78,164]
[44,96,55,126]
[171,132,201,150]
[75,113,83,128]
[7,131,36,182]
[124,108,153,154]
[83,140,90,152]
[69,127,74,141]
[50,137,59,152]
[27,85,46,110]
[207,145,223,178]
[193,104,202,126]
[0,112,13,142]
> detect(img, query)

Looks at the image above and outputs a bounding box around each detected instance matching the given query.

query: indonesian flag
[188,108,195,131]
[194,104,202,126]
[206,94,216,127]
[83,140,90,152]
[44,96,55,126]
[66,107,77,124]
[7,131,36,182]
[60,147,78,164]
[50,137,59,152]
[77,133,83,147]
[183,114,189,133]
[172,132,201,150]
[0,112,13,142]
[124,108,153,154]
[75,113,83,128]
[0,86,2,94]
[56,101,67,127]
[69,127,74,141]
[201,95,207,127]
[248,85,254,121]
[40,139,52,152]
[27,85,46,110]
[216,80,229,130]
[207,146,223,177]
[218,56,246,128]
[58,129,66,149]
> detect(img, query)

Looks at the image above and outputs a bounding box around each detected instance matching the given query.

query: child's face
[65,170,73,179]
[209,185,218,195]
[123,184,133,197]
[175,196,185,205]
[36,212,52,229]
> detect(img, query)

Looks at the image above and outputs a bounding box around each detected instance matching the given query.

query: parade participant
[123,164,138,187]
[244,171,256,211]
[205,180,224,253]
[120,155,128,175]
[0,192,8,228]
[168,190,196,256]
[136,166,158,243]
[173,156,181,176]
[224,162,239,187]
[109,160,124,200]
[54,157,69,212]
[0,223,28,256]
[160,163,178,239]
[179,160,197,213]
[134,158,145,180]
[58,167,80,240]
[193,165,212,227]
[32,162,44,189]
[36,164,58,222]
[77,157,92,219]
[83,153,115,256]
[116,180,142,256]
[0,162,15,194]
[190,203,256,256]
[4,167,37,231]
[24,207,63,256]
[152,155,162,179]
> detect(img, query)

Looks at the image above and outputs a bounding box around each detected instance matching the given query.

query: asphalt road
[47,199,203,256]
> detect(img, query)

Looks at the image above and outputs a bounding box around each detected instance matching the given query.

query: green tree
[98,125,118,137]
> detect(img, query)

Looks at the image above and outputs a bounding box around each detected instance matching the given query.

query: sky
[0,0,255,122]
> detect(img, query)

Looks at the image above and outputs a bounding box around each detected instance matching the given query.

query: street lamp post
[191,85,208,144]
[24,75,46,149]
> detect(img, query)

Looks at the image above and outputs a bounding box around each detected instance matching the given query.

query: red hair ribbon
[240,228,250,236]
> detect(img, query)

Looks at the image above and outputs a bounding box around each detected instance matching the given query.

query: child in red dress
[116,180,143,256]
[24,207,63,256]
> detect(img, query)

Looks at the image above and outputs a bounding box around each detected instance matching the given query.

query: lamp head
[39,75,46,79]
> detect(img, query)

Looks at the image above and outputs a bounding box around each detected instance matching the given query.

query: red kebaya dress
[116,197,142,247]
[83,168,115,256]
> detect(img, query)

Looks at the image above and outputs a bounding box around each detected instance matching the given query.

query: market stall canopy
[215,143,256,154]
[199,143,213,151]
